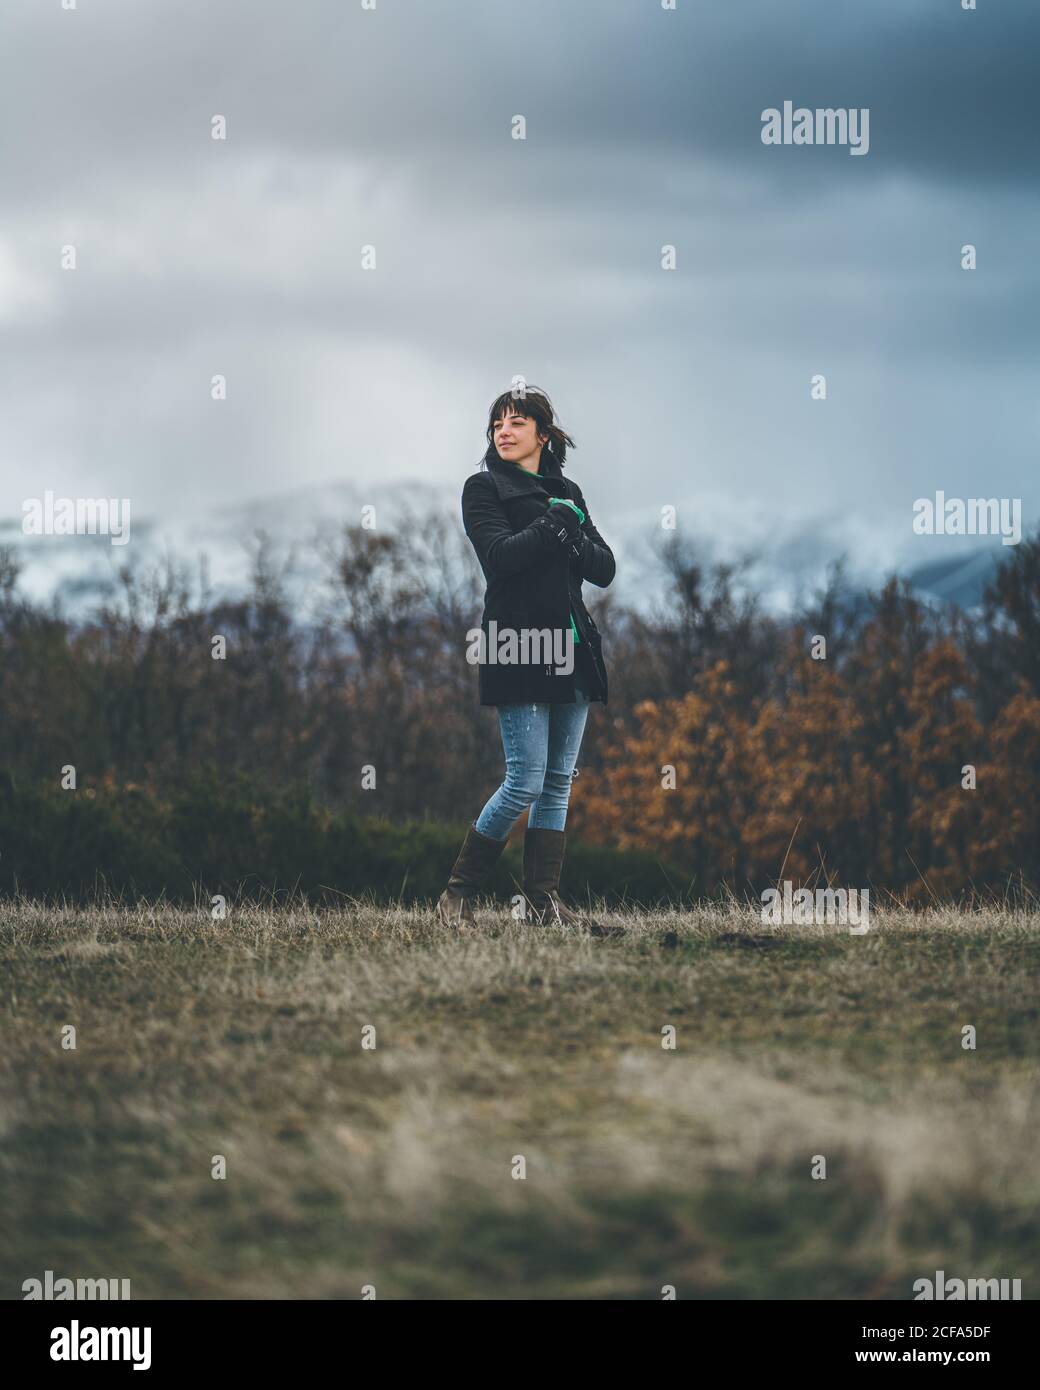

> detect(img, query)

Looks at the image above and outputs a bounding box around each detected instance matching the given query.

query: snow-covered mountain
[0,480,1016,622]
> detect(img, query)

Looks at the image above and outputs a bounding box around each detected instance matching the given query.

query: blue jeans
[474,679,591,839]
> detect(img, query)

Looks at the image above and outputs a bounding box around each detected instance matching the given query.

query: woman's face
[493,409,545,464]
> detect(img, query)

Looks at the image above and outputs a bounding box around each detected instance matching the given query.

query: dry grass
[1,900,1038,1299]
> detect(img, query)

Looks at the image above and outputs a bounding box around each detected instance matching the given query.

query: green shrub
[0,771,692,908]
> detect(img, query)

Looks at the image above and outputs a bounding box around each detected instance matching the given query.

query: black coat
[461,449,615,705]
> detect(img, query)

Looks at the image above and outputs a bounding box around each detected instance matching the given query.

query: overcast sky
[1,0,1036,606]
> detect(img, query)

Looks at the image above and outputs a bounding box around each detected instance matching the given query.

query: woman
[436,385,619,936]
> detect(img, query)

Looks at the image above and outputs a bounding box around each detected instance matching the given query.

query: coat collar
[484,447,564,501]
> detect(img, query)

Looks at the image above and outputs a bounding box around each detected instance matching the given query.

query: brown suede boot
[436,822,509,928]
[521,827,623,937]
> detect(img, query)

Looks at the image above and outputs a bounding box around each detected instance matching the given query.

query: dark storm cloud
[2,0,1035,200]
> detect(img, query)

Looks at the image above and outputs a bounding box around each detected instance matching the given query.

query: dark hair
[481,384,576,469]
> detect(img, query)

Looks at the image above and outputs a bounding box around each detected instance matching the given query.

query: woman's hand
[548,497,586,525]
[543,498,582,540]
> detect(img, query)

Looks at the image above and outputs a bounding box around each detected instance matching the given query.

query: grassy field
[1,899,1038,1300]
